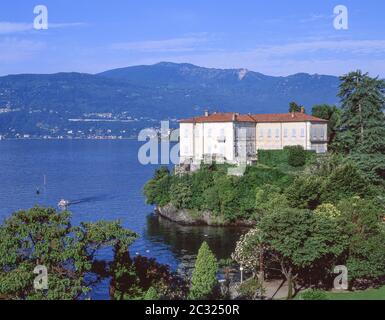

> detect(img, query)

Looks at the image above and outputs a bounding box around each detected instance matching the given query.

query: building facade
[179,111,328,165]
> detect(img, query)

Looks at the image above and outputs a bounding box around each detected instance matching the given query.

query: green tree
[109,243,143,300]
[189,242,218,299]
[169,180,193,209]
[320,162,369,204]
[232,228,263,277]
[0,207,137,300]
[190,167,215,210]
[333,71,385,182]
[312,104,341,141]
[255,184,289,218]
[336,197,385,284]
[289,102,305,113]
[203,186,221,214]
[110,253,188,300]
[259,208,347,299]
[285,175,323,209]
[215,175,240,220]
[144,167,172,206]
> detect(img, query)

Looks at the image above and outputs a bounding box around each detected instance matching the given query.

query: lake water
[0,140,246,299]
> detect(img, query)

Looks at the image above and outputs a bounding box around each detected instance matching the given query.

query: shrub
[258,150,289,167]
[144,287,160,300]
[258,147,314,168]
[298,289,329,300]
[314,203,341,219]
[238,277,265,300]
[189,242,218,300]
[285,145,307,167]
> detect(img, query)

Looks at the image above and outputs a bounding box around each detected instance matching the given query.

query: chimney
[300,107,305,114]
[232,113,239,121]
[291,111,295,118]
[204,110,209,117]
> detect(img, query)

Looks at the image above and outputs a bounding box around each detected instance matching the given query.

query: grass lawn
[325,286,385,300]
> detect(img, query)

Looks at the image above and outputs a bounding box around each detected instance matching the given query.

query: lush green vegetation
[230,71,385,299]
[144,163,295,222]
[144,70,385,300]
[0,206,190,300]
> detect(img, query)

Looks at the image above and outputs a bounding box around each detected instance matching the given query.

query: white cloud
[299,14,333,23]
[111,36,208,53]
[49,22,87,29]
[249,39,385,56]
[139,39,385,77]
[0,21,86,34]
[0,22,33,34]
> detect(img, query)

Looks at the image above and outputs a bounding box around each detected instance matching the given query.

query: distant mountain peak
[237,68,249,80]
[0,62,340,138]
[155,61,198,68]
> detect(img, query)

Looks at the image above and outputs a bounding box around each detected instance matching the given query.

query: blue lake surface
[0,140,246,299]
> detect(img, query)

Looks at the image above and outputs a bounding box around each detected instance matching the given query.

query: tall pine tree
[333,71,385,182]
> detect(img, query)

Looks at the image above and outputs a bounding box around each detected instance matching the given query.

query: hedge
[258,147,316,168]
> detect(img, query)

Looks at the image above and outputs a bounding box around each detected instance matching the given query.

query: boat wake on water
[58,194,111,208]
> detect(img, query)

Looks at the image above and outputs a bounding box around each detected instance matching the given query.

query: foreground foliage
[110,252,187,300]
[0,207,137,300]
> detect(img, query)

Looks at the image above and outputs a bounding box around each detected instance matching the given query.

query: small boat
[58,199,70,208]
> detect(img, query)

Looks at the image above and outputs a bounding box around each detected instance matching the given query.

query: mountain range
[0,62,340,138]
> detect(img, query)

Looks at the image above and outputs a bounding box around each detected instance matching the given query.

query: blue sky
[0,0,384,77]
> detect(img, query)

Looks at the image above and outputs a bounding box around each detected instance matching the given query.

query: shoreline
[155,204,256,228]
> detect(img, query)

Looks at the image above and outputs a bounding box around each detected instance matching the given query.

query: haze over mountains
[0,62,340,138]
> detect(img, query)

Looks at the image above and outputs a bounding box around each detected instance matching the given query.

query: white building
[179,111,328,165]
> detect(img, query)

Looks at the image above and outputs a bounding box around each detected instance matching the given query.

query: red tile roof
[179,112,327,123]
[179,112,255,123]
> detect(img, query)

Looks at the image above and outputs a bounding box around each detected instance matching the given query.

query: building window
[184,129,189,138]
[208,128,212,138]
[184,145,189,154]
[320,127,325,139]
[208,145,212,154]
[292,129,296,138]
[267,129,272,138]
[275,129,280,138]
[300,128,305,138]
[284,128,288,138]
[259,129,263,138]
[311,128,317,139]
